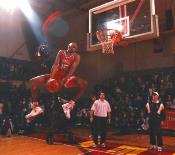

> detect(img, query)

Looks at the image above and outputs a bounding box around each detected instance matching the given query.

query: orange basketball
[46,78,60,93]
[112,33,122,44]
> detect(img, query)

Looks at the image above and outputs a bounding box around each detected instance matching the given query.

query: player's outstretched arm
[62,54,80,83]
[50,50,62,78]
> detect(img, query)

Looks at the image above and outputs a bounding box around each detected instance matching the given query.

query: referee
[90,92,111,148]
[146,91,164,152]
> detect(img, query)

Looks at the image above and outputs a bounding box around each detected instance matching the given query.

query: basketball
[46,78,60,93]
[112,32,122,44]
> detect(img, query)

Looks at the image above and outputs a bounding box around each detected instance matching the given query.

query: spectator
[0,102,4,134]
[146,91,164,152]
[1,101,13,137]
[90,92,111,148]
[136,111,149,133]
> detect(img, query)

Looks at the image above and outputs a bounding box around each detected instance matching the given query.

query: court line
[20,135,123,155]
[77,148,123,155]
[20,135,75,148]
[77,150,93,155]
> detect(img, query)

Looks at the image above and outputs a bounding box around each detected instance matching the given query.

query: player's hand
[156,112,161,119]
[107,118,111,124]
[161,121,165,125]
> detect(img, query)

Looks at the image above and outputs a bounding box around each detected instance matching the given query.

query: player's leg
[26,74,50,122]
[30,74,50,102]
[62,76,87,119]
[64,76,88,102]
[25,104,44,122]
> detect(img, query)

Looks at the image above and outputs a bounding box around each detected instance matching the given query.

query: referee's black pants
[92,116,107,145]
[46,102,72,142]
[149,116,163,147]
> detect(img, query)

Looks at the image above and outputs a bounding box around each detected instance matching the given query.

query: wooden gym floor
[0,128,175,155]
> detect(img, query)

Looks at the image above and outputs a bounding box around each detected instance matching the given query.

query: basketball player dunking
[25,42,87,121]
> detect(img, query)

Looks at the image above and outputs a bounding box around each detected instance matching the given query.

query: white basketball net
[101,41,114,54]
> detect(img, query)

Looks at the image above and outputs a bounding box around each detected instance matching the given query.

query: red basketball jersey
[59,51,75,70]
[53,51,75,81]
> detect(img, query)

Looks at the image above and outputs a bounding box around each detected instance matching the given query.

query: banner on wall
[162,110,175,131]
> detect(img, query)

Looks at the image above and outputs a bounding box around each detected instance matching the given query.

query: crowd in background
[0,57,42,80]
[75,69,175,134]
[0,57,175,137]
[92,70,175,133]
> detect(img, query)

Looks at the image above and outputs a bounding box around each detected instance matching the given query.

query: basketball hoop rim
[96,29,122,43]
[96,29,121,36]
[97,28,120,32]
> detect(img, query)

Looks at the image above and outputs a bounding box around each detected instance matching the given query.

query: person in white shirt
[90,92,111,148]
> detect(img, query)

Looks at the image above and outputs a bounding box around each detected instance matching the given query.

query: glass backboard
[87,0,159,51]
